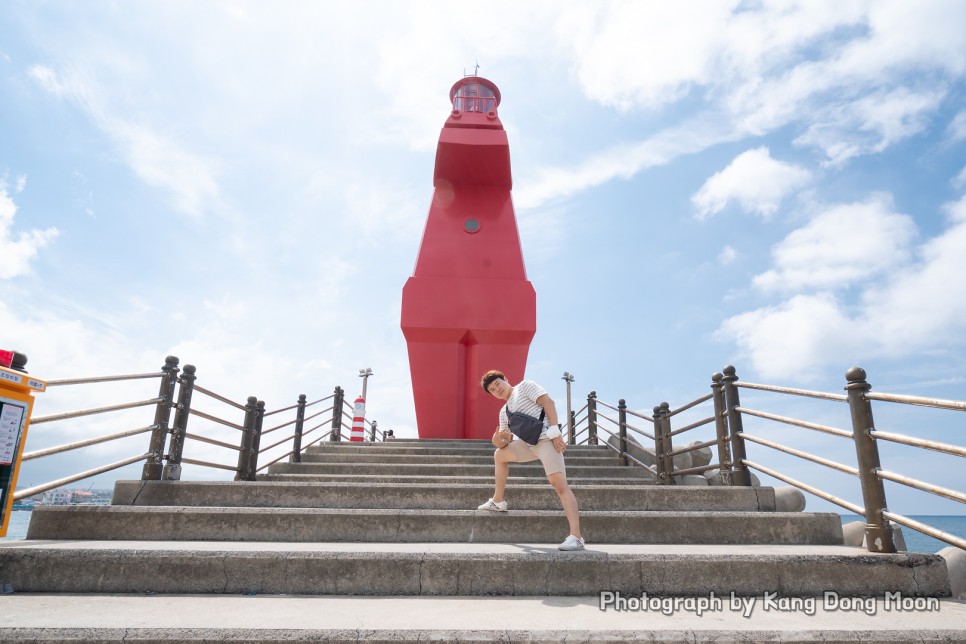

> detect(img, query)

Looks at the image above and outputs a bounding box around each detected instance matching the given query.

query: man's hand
[492,428,512,449]
[551,435,567,454]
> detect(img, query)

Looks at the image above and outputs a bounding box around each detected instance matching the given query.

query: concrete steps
[110,480,774,510]
[3,593,965,643]
[26,507,841,544]
[1,437,959,641]
[259,473,659,485]
[266,461,656,478]
[0,541,948,597]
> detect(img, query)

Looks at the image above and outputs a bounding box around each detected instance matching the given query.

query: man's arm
[535,393,567,453]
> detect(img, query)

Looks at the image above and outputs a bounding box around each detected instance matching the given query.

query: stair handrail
[12,354,365,501]
[721,365,965,553]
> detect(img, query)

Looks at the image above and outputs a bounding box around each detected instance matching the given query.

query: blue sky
[2,2,965,515]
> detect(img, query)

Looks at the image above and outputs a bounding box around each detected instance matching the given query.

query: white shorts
[505,438,567,476]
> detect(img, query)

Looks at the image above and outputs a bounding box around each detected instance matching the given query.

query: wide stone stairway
[1,439,963,642]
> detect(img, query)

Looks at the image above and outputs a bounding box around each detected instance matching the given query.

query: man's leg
[492,444,523,502]
[548,472,581,538]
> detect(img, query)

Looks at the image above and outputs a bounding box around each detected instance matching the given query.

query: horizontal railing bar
[572,414,588,428]
[876,470,966,504]
[736,406,853,439]
[255,449,295,473]
[865,391,966,412]
[742,459,864,515]
[667,392,714,417]
[14,453,151,500]
[572,426,588,441]
[183,432,242,452]
[304,394,334,409]
[625,408,654,423]
[669,462,722,478]
[32,398,163,425]
[740,432,859,476]
[22,424,157,461]
[188,408,245,431]
[623,451,658,475]
[342,411,354,422]
[595,400,621,413]
[300,428,335,451]
[46,372,163,387]
[669,437,718,458]
[179,457,238,472]
[303,420,330,434]
[871,430,966,458]
[882,511,966,551]
[736,381,848,403]
[595,410,619,427]
[625,421,655,441]
[259,432,297,454]
[304,406,334,423]
[192,385,247,411]
[261,416,298,435]
[263,403,299,418]
[598,436,659,475]
[668,415,715,437]
[573,403,589,417]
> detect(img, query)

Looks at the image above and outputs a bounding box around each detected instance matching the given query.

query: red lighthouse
[401,76,536,440]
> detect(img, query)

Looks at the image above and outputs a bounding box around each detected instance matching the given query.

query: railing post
[290,394,306,463]
[720,365,752,486]
[245,400,265,481]
[658,402,674,485]
[569,410,576,445]
[652,405,667,484]
[845,367,896,553]
[370,420,378,442]
[235,396,258,481]
[162,364,195,481]
[617,399,628,466]
[710,372,733,485]
[142,355,179,481]
[586,391,598,446]
[330,386,344,441]
[562,372,575,445]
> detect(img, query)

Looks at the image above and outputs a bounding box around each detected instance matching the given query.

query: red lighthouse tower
[401,76,536,440]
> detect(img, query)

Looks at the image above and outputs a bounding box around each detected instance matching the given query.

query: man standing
[477,370,584,551]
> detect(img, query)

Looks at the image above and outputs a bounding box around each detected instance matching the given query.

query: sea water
[1,509,33,540]
[840,514,966,553]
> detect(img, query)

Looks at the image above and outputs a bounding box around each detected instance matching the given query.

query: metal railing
[567,365,965,553]
[14,355,384,500]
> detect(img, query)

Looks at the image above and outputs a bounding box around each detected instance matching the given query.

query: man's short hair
[480,370,506,392]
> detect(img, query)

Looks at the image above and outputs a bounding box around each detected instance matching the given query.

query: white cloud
[718,246,737,266]
[950,110,966,141]
[861,193,966,352]
[28,64,220,218]
[719,193,966,380]
[0,182,59,279]
[14,175,26,193]
[954,166,966,189]
[561,1,736,110]
[753,195,917,292]
[692,147,812,219]
[717,293,857,380]
[517,116,740,209]
[793,87,946,166]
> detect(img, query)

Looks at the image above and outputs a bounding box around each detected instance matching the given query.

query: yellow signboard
[0,365,46,537]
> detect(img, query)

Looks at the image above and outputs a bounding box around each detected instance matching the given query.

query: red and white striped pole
[350,396,366,442]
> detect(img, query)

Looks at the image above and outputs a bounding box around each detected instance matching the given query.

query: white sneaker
[477,498,508,512]
[558,535,585,551]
